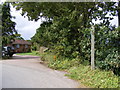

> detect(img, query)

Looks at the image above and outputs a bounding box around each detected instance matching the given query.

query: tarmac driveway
[1,54,79,88]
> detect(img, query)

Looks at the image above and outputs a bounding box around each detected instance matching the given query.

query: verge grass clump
[40,52,119,88]
[40,52,80,70]
[16,51,40,56]
[66,65,119,88]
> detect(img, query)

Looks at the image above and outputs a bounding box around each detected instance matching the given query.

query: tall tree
[2,3,17,46]
[0,4,2,57]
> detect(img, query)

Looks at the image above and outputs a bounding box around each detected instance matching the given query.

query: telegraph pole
[91,26,95,70]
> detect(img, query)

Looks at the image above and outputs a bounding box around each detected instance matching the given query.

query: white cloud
[92,17,118,27]
[10,4,42,40]
[110,16,118,26]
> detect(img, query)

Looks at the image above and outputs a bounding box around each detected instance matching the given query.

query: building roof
[12,39,31,45]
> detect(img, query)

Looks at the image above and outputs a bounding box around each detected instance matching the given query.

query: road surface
[1,55,80,88]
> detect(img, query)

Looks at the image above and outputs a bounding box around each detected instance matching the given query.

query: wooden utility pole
[91,26,95,70]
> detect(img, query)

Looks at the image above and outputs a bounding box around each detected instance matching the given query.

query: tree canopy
[13,2,118,26]
[0,4,2,56]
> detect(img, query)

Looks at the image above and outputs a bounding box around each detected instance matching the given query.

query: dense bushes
[95,26,120,75]
[29,2,119,75]
[32,25,119,75]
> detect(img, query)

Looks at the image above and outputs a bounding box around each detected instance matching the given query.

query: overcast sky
[10,5,42,40]
[10,4,118,40]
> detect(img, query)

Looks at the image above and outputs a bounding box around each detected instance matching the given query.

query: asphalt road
[1,55,79,88]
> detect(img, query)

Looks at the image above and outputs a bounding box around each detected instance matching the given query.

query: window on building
[16,44,20,48]
[25,45,28,48]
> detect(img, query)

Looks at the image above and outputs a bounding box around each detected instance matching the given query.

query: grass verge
[16,51,40,56]
[39,52,119,88]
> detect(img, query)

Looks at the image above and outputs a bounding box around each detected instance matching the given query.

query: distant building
[11,39,31,53]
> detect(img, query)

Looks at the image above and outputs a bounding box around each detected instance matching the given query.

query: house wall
[13,44,31,53]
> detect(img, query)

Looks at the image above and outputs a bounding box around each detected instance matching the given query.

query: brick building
[11,39,31,53]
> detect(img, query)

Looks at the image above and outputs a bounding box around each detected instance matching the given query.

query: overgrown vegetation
[32,25,120,75]
[23,2,119,75]
[39,52,119,88]
[67,65,118,88]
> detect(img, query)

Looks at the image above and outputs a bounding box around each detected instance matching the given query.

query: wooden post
[91,26,95,70]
